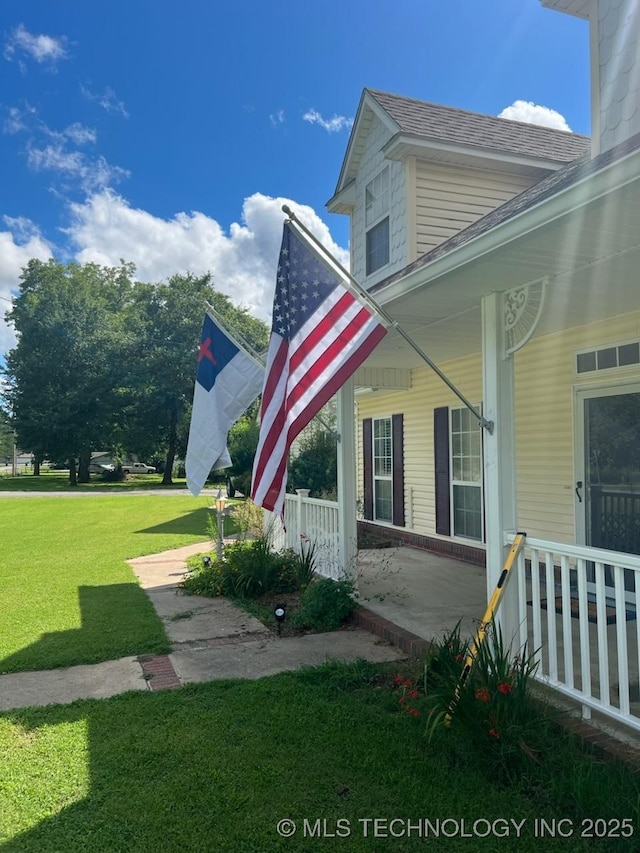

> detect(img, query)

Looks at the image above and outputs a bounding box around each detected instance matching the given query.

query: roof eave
[382,133,579,175]
[333,89,400,196]
[539,0,590,20]
[374,143,640,305]
[327,179,356,214]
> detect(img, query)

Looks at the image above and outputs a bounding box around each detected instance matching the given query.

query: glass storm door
[576,385,640,598]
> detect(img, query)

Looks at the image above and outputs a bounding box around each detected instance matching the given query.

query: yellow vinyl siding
[357,353,482,535]
[514,310,640,544]
[414,162,533,258]
[357,309,640,547]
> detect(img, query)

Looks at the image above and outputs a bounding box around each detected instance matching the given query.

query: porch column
[336,376,358,577]
[481,292,519,645]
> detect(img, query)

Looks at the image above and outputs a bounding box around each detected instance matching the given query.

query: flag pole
[282,205,494,434]
[204,302,265,368]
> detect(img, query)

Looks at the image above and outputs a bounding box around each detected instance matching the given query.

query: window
[576,341,640,374]
[373,417,393,522]
[362,415,404,526]
[450,407,483,541]
[365,168,389,275]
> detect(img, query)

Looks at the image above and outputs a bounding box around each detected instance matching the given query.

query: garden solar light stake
[445,532,527,725]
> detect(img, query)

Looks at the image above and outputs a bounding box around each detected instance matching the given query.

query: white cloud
[498,100,572,132]
[303,109,353,133]
[270,109,285,127]
[3,104,36,135]
[80,85,129,118]
[0,223,53,355]
[27,144,129,193]
[4,24,69,67]
[64,191,349,322]
[59,122,96,146]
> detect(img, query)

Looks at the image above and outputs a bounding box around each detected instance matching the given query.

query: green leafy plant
[295,577,357,631]
[296,534,317,588]
[182,536,300,600]
[396,621,547,781]
[228,498,264,540]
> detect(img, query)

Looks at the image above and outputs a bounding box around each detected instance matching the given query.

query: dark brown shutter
[363,418,373,520]
[434,407,451,536]
[392,413,405,526]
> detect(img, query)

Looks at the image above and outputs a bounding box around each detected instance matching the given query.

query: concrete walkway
[0,541,406,712]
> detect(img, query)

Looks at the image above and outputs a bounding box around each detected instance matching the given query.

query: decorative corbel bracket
[504,276,548,357]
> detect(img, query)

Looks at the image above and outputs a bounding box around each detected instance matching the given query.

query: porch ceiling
[362,161,640,371]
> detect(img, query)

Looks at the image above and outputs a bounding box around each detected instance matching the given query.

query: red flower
[489,728,501,739]
[407,689,419,699]
[402,679,413,688]
[455,654,463,662]
[408,707,421,718]
[475,687,490,703]
[394,675,404,684]
[398,696,406,704]
[497,681,512,695]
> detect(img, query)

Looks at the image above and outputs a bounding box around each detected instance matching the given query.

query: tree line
[2,259,268,485]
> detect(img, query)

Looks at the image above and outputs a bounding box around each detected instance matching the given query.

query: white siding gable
[351,114,408,289]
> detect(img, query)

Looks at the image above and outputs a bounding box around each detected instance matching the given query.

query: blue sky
[0,0,590,356]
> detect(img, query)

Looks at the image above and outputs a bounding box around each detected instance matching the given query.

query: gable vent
[576,342,640,374]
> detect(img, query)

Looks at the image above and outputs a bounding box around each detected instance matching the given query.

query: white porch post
[336,376,358,576]
[481,292,519,645]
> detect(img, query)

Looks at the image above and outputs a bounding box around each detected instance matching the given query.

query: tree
[121,276,269,485]
[4,259,136,484]
[288,428,338,499]
[0,407,13,464]
[227,405,261,496]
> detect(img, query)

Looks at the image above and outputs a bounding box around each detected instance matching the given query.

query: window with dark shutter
[362,414,404,526]
[392,413,405,526]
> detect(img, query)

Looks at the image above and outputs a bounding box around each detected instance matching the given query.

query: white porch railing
[506,533,640,732]
[266,490,342,579]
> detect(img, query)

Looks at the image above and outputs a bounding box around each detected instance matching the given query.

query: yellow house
[310,0,640,732]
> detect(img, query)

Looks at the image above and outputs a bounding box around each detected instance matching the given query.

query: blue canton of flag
[186,312,264,497]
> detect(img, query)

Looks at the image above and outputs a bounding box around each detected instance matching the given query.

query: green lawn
[0,495,215,672]
[1,665,637,852]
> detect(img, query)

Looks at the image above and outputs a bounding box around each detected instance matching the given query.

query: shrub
[182,537,300,600]
[295,577,357,631]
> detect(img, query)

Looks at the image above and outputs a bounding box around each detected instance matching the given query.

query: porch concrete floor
[355,546,487,643]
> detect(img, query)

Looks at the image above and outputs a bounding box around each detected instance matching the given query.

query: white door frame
[574,378,640,547]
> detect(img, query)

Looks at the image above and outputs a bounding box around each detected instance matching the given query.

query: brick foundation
[357,521,486,567]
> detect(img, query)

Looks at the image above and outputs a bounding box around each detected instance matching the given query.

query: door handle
[575,481,583,503]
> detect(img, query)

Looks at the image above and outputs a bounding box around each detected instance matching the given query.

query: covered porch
[276,139,640,736]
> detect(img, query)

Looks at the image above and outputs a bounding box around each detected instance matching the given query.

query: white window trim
[449,404,484,542]
[365,167,390,277]
[373,415,393,523]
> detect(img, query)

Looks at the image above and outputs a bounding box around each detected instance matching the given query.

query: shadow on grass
[134,506,212,537]
[0,584,169,674]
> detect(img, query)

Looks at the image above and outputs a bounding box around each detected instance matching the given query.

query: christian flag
[186,312,264,497]
[251,220,388,519]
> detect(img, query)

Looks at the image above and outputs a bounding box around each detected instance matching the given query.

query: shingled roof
[367,88,590,164]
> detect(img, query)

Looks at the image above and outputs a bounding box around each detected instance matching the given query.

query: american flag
[251,220,387,519]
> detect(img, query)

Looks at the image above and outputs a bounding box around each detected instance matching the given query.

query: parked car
[122,462,156,474]
[89,462,115,474]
